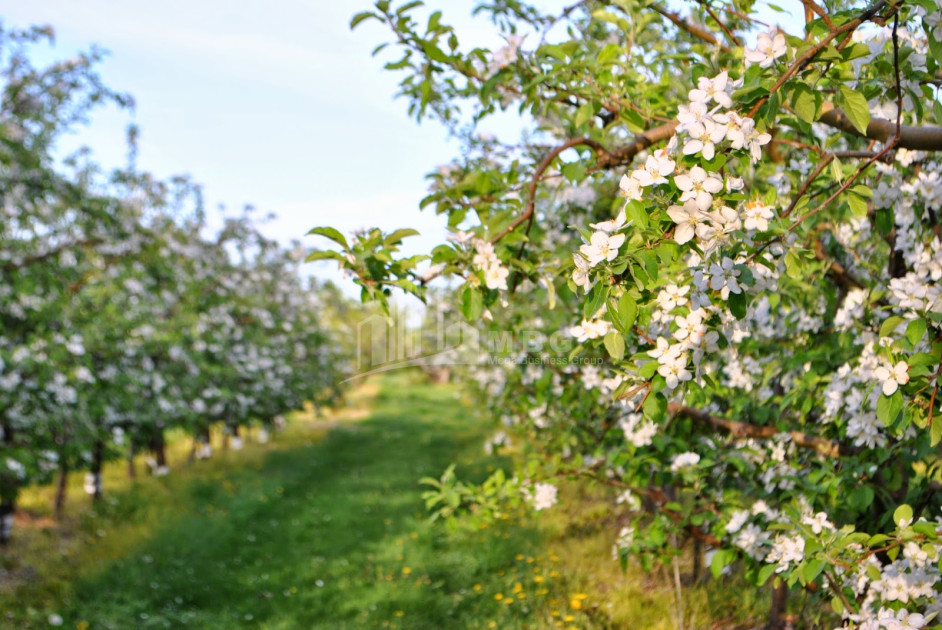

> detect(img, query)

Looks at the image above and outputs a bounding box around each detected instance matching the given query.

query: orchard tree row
[0,26,348,545]
[314,0,942,627]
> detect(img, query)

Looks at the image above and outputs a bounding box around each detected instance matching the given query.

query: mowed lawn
[2,372,578,630]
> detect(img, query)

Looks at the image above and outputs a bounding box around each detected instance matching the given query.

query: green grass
[0,372,581,630]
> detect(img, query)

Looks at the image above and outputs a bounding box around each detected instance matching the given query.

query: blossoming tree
[0,25,349,544]
[313,0,942,626]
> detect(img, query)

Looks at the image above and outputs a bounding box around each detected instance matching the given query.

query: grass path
[3,372,579,630]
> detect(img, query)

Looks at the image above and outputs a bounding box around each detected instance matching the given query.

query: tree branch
[490,138,605,244]
[668,403,844,457]
[817,106,942,151]
[648,3,731,53]
[813,239,864,291]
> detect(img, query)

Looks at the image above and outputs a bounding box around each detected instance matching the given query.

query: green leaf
[615,293,638,334]
[710,548,735,579]
[876,390,903,426]
[931,412,942,447]
[575,102,595,128]
[604,331,625,361]
[874,208,894,235]
[422,41,450,63]
[850,184,872,198]
[829,156,844,184]
[597,43,622,65]
[642,392,667,422]
[584,283,608,320]
[624,200,649,229]
[905,318,927,347]
[307,226,349,249]
[802,559,826,584]
[728,291,747,320]
[561,161,587,182]
[927,26,942,66]
[383,228,420,248]
[830,596,844,615]
[350,11,377,28]
[784,251,803,279]
[791,84,818,123]
[756,564,777,586]
[848,485,874,511]
[846,191,869,217]
[837,86,871,136]
[305,250,346,263]
[893,504,913,527]
[879,315,905,338]
[460,285,483,321]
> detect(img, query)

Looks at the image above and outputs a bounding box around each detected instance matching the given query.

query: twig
[490,138,604,245]
[697,0,741,47]
[799,0,835,31]
[782,154,834,218]
[648,2,732,53]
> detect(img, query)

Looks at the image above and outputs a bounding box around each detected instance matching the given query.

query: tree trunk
[0,420,15,544]
[150,427,167,468]
[768,581,789,630]
[89,438,104,501]
[127,440,136,479]
[0,498,14,545]
[54,459,68,520]
[692,539,702,583]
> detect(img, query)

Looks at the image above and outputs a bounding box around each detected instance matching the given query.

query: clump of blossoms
[526,482,558,511]
[471,238,510,291]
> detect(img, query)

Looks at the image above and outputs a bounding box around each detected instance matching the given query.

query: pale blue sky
[0,0,798,294]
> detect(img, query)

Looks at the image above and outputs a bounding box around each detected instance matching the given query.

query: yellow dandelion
[402,567,412,576]
[494,593,504,601]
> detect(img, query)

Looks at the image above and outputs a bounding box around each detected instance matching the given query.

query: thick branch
[596,122,679,169]
[818,107,942,151]
[814,239,864,291]
[668,403,843,457]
